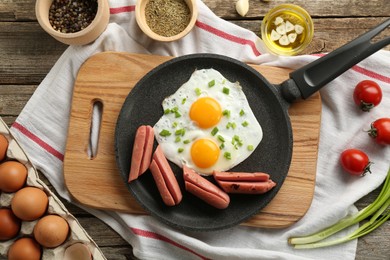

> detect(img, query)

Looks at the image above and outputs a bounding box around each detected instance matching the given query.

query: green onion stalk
[289,167,390,249]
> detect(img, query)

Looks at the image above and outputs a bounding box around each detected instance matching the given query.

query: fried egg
[153,69,263,175]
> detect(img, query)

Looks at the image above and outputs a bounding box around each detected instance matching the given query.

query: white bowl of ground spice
[136,0,198,42]
[35,0,110,45]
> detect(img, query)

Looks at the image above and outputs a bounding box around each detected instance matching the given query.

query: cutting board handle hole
[88,99,103,159]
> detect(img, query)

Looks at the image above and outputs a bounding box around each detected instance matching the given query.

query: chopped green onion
[242,121,249,127]
[222,79,226,84]
[159,129,171,137]
[217,135,225,142]
[174,111,181,118]
[226,122,236,129]
[211,127,219,136]
[219,143,225,149]
[175,128,186,136]
[289,168,390,249]
[183,139,190,144]
[223,87,230,95]
[232,135,243,148]
[164,107,180,117]
[175,137,181,143]
[195,88,201,96]
[172,122,178,128]
[233,135,241,142]
[222,110,231,118]
[224,152,231,160]
[182,98,187,104]
[239,109,245,116]
[208,80,215,87]
[178,148,184,153]
[247,145,254,151]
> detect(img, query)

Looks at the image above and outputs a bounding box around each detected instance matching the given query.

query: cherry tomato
[340,149,371,176]
[353,80,382,112]
[368,118,390,145]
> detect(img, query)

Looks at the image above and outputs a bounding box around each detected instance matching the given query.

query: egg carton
[0,118,106,260]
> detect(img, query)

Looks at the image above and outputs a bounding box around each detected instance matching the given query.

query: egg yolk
[189,97,222,129]
[191,138,220,169]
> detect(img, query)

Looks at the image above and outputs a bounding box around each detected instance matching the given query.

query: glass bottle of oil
[261,4,314,56]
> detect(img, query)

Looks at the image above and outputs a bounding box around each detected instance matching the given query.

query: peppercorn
[49,0,98,34]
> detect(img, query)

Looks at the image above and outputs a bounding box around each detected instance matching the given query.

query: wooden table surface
[1,0,389,259]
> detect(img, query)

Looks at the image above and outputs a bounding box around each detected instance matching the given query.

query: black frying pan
[115,19,390,231]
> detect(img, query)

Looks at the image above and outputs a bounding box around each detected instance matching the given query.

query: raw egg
[7,237,42,260]
[0,134,7,161]
[0,161,27,192]
[0,208,21,241]
[11,187,48,221]
[34,214,69,248]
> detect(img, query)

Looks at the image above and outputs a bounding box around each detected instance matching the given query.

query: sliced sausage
[213,171,276,194]
[213,171,270,182]
[128,125,154,182]
[140,125,154,174]
[149,160,175,206]
[128,126,146,182]
[217,180,276,194]
[183,165,230,209]
[149,145,182,206]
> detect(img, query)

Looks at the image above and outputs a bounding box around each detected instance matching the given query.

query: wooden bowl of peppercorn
[136,0,198,42]
[35,0,110,45]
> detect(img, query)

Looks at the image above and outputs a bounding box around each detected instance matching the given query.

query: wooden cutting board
[64,52,321,228]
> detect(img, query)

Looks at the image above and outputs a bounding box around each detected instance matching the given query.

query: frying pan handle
[281,18,390,102]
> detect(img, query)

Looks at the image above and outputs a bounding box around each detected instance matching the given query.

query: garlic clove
[295,24,304,34]
[270,29,281,41]
[288,33,297,43]
[278,35,290,46]
[274,16,284,25]
[276,23,286,35]
[285,21,295,33]
[236,0,249,17]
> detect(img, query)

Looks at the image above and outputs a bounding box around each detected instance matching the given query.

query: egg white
[153,69,263,175]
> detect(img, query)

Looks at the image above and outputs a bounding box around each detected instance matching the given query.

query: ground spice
[145,0,191,37]
[49,0,98,33]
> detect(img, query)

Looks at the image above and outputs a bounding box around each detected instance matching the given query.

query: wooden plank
[0,0,36,21]
[0,85,37,116]
[0,0,389,21]
[0,22,66,84]
[356,220,390,259]
[204,0,390,19]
